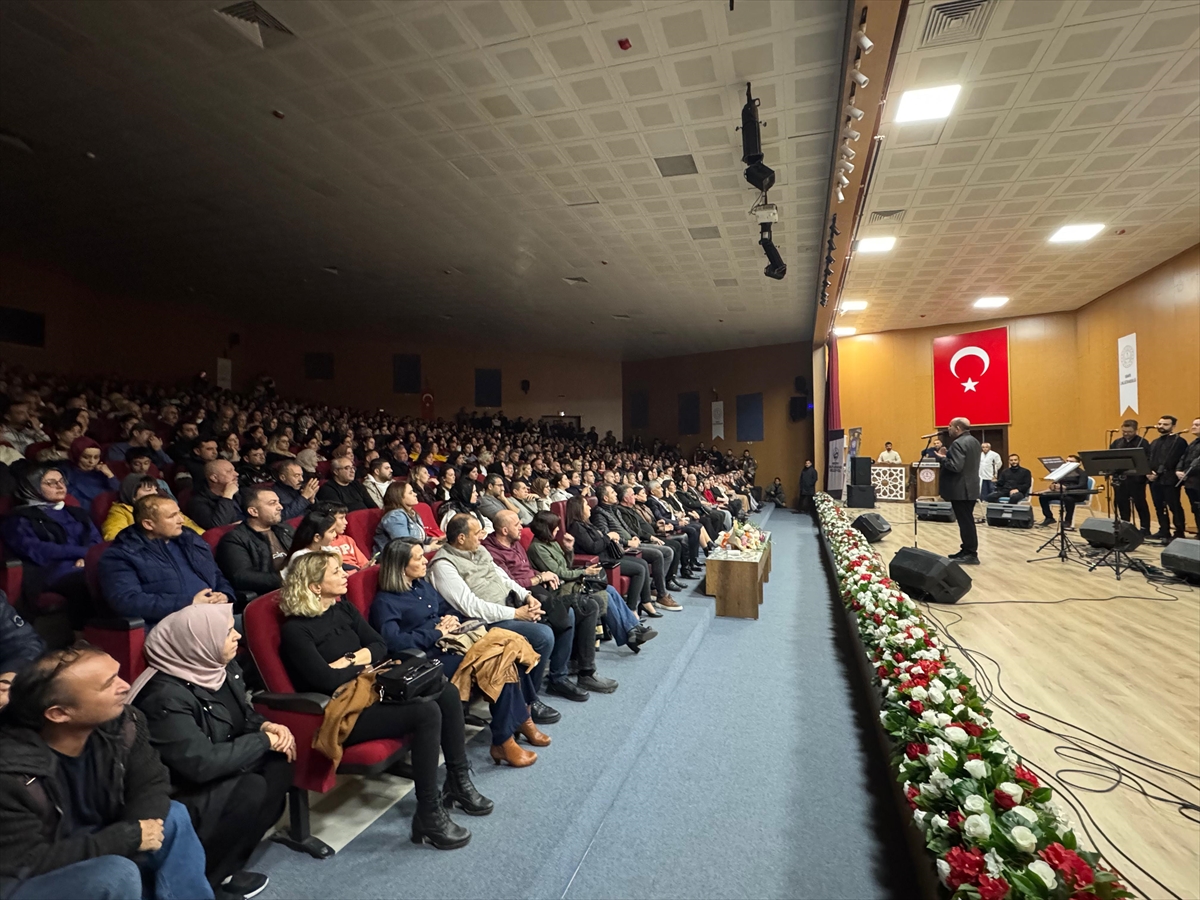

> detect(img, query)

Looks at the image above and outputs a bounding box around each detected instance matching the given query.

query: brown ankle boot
[489,737,537,767]
[517,719,551,747]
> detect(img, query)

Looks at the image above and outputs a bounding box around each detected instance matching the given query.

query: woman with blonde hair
[278,552,487,850]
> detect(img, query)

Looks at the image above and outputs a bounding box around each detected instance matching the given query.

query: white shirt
[363,476,390,508]
[878,449,902,463]
[427,554,524,623]
[979,450,1002,481]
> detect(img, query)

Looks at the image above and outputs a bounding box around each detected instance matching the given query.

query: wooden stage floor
[843,501,1200,900]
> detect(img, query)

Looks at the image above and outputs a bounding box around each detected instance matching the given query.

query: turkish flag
[932,326,1010,426]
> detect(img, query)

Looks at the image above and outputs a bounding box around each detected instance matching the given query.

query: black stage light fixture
[741,83,774,193]
[759,223,786,280]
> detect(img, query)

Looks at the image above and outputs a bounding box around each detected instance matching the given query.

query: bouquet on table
[718,520,765,552]
[814,492,1130,900]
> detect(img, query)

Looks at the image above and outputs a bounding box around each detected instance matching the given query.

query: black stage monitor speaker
[1162,538,1199,580]
[794,376,808,394]
[852,512,891,543]
[846,484,875,508]
[889,547,972,605]
[916,500,955,522]
[985,503,1034,529]
[850,457,873,485]
[1079,517,1144,552]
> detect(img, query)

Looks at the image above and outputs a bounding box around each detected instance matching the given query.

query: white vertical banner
[711,401,724,440]
[216,357,232,390]
[827,429,845,497]
[1117,333,1138,415]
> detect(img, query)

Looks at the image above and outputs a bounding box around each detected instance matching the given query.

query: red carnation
[1014,764,1040,788]
[905,784,919,808]
[872,613,883,625]
[909,701,924,716]
[963,722,984,737]
[947,810,964,830]
[860,573,871,581]
[1040,843,1094,890]
[877,666,888,680]
[967,752,982,760]
[993,788,1016,811]
[905,742,928,760]
[959,684,970,692]
[944,846,986,890]
[977,874,1010,900]
[894,652,905,662]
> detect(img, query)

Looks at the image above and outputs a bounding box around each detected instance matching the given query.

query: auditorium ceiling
[0,0,849,358]
[841,0,1200,336]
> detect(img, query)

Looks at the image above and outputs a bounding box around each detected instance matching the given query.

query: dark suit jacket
[938,432,982,502]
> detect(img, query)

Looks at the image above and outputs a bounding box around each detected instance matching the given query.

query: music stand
[1078,448,1149,579]
[1028,461,1088,565]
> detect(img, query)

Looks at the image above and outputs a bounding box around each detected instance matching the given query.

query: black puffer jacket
[0,707,170,885]
[214,520,295,595]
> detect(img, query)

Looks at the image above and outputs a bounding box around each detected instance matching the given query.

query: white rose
[1010,825,1037,853]
[945,725,970,746]
[899,671,911,682]
[936,713,953,727]
[921,710,939,727]
[963,794,986,814]
[998,782,1023,804]
[930,814,948,833]
[910,685,928,702]
[879,711,889,725]
[910,627,925,638]
[912,810,926,831]
[1027,860,1058,890]
[1011,805,1038,824]
[928,686,946,706]
[985,850,1005,877]
[963,814,991,841]
[920,782,941,800]
[936,859,951,887]
[930,770,953,794]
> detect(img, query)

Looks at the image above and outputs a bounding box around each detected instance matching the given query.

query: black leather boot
[411,803,471,850]
[442,764,494,816]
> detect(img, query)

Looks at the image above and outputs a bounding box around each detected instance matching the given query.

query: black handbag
[375,657,445,704]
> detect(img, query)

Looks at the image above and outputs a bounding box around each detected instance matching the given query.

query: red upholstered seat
[0,537,23,602]
[90,491,118,527]
[344,566,379,618]
[79,541,146,682]
[344,509,383,558]
[519,527,534,551]
[201,522,239,553]
[108,461,129,480]
[415,502,444,538]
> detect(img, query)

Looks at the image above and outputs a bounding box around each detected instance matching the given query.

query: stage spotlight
[759,222,786,280]
[844,125,861,141]
[846,103,864,121]
[841,142,856,160]
[856,30,873,54]
[836,187,845,203]
[850,69,869,88]
[837,159,854,174]
[740,83,774,193]
[837,172,850,187]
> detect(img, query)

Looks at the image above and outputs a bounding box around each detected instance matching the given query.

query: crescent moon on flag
[949,346,990,378]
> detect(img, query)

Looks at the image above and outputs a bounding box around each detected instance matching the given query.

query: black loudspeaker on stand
[850,457,873,485]
[852,513,891,543]
[889,547,973,605]
[846,484,876,508]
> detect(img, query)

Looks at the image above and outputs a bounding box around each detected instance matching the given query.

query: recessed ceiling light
[832,326,857,337]
[840,300,868,312]
[856,236,896,253]
[895,84,961,123]
[1049,223,1105,243]
[974,296,1009,309]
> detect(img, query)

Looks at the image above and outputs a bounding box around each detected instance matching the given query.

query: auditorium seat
[90,490,118,527]
[245,590,411,860]
[414,502,444,538]
[344,565,379,618]
[520,527,534,552]
[201,522,240,553]
[79,541,146,682]
[344,508,383,557]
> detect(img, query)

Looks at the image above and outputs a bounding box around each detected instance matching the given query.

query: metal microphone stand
[912,433,933,549]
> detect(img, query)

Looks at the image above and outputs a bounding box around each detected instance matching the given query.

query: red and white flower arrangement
[815,493,1130,900]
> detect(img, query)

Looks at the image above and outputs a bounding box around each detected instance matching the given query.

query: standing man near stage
[1110,420,1152,534]
[1176,417,1200,528]
[1147,415,1187,540]
[936,417,982,565]
[978,442,1002,503]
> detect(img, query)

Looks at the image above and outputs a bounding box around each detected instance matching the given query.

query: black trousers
[346,682,466,811]
[618,556,651,609]
[983,490,1027,504]
[186,753,292,887]
[1187,486,1200,523]
[1114,478,1151,530]
[1149,479,1187,535]
[1039,495,1077,525]
[950,500,978,555]
[673,523,701,567]
[663,536,687,574]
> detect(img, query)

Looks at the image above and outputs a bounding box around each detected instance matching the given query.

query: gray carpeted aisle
[250,508,897,899]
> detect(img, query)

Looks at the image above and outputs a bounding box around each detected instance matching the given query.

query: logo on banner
[1117,333,1138,415]
[711,401,724,440]
[932,326,1010,426]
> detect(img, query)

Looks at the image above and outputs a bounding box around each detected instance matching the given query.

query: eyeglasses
[41,477,66,488]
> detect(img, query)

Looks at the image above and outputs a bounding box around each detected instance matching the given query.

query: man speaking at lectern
[935,417,982,565]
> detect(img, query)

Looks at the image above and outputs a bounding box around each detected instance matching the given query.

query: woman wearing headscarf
[438,478,492,537]
[370,539,546,768]
[101,475,204,542]
[130,604,294,898]
[64,436,118,513]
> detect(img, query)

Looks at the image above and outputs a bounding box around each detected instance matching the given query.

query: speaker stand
[1086,545,1140,580]
[1027,504,1082,565]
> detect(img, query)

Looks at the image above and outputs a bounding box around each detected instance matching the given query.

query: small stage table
[704,534,772,619]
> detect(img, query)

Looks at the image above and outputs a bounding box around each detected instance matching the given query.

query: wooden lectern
[914,462,941,498]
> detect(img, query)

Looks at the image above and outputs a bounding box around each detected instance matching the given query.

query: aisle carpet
[250,508,905,899]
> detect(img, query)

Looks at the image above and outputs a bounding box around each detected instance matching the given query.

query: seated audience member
[562,495,654,616]
[215,487,294,597]
[362,458,393,509]
[217,431,241,464]
[279,552,485,848]
[186,460,242,530]
[680,473,731,533]
[317,501,370,569]
[125,447,176,499]
[294,440,322,477]
[984,454,1033,504]
[526,512,654,655]
[106,421,171,468]
[0,644,213,900]
[0,598,45,708]
[508,480,539,526]
[166,421,201,464]
[1037,454,1091,530]
[530,478,553,512]
[98,495,233,625]
[477,474,518,521]
[64,437,118,513]
[314,456,371,513]
[103,475,203,542]
[763,477,787,507]
[370,539,546,768]
[428,514,568,717]
[483,510,614,697]
[179,436,220,486]
[433,465,456,503]
[130,605,293,897]
[235,446,272,489]
[0,396,49,456]
[0,463,101,629]
[593,485,681,612]
[439,479,493,537]
[34,410,85,462]
[635,484,697,577]
[264,433,295,468]
[273,460,319,520]
[375,481,443,554]
[548,473,572,503]
[661,478,716,546]
[282,509,340,576]
[408,464,437,506]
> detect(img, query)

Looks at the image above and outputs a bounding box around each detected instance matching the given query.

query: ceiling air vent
[869,208,907,224]
[562,276,589,285]
[688,226,721,240]
[214,1,294,48]
[713,278,739,287]
[919,0,995,49]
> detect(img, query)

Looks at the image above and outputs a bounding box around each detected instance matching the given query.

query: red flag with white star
[932,326,1010,426]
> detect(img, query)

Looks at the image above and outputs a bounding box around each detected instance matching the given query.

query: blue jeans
[489,672,538,745]
[602,585,638,647]
[12,802,212,900]
[490,619,555,691]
